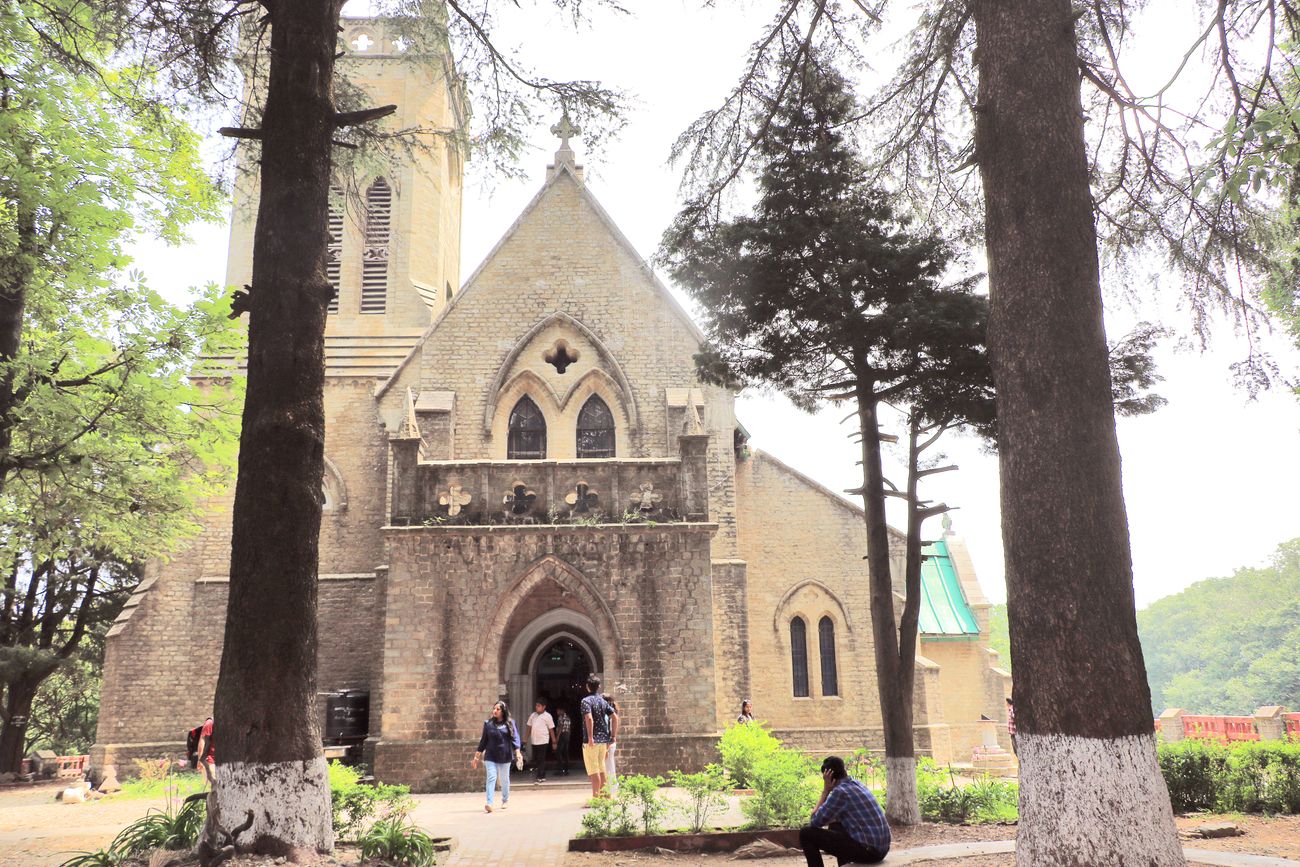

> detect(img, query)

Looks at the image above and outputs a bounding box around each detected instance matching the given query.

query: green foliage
[987,604,1011,673]
[1139,538,1300,715]
[577,775,668,838]
[717,721,781,789]
[57,850,128,867]
[61,788,207,866]
[329,761,414,841]
[741,747,819,830]
[914,759,1018,824]
[844,749,885,791]
[110,795,206,853]
[118,770,205,801]
[1159,739,1300,814]
[578,793,636,838]
[618,774,669,835]
[669,765,733,833]
[1158,739,1228,812]
[358,816,437,867]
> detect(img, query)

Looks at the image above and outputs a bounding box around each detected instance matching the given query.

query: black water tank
[325,690,370,744]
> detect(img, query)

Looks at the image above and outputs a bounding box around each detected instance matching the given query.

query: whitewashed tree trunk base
[212,757,333,856]
[884,756,920,825]
[1016,733,1183,867]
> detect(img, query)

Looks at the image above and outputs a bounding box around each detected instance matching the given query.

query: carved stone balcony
[388,445,710,527]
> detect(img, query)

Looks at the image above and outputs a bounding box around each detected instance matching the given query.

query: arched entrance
[531,635,595,769]
[502,609,604,770]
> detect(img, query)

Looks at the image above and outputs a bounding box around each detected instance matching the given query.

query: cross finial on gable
[551,108,580,153]
[547,107,584,181]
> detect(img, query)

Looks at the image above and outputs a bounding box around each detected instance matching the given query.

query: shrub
[330,761,414,841]
[577,775,668,838]
[1158,739,1228,813]
[718,722,781,788]
[358,816,437,867]
[578,794,637,838]
[129,758,172,785]
[845,748,885,791]
[669,765,733,833]
[1219,742,1300,814]
[741,748,819,829]
[619,774,669,835]
[912,761,1018,824]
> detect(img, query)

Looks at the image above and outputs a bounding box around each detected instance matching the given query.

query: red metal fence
[1181,715,1261,743]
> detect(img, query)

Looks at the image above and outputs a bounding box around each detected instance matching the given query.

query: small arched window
[361,177,392,314]
[507,396,546,460]
[576,395,616,459]
[819,616,839,697]
[790,617,810,698]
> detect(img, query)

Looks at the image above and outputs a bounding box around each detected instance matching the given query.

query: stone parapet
[390,455,706,525]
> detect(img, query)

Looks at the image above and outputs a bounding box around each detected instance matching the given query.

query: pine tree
[663,55,988,823]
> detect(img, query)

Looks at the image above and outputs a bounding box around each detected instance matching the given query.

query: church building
[91,19,1012,791]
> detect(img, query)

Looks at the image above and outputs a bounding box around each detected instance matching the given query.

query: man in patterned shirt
[799,756,890,866]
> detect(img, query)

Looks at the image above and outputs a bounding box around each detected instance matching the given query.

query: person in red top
[1005,697,1017,754]
[196,717,215,785]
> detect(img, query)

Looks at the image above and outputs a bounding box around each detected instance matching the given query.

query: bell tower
[224,16,468,356]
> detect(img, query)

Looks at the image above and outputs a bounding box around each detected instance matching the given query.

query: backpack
[186,720,213,769]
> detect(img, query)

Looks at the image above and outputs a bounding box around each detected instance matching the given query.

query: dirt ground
[5,778,1298,867]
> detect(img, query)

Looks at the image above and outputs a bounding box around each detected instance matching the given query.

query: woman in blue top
[472,701,521,812]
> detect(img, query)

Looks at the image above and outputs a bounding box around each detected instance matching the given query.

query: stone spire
[547,107,584,182]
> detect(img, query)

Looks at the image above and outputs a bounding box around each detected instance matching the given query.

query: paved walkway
[409,781,591,866]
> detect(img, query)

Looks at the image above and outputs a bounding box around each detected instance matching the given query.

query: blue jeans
[484,761,511,805]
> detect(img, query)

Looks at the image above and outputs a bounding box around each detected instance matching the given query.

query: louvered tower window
[790,617,810,698]
[325,186,343,314]
[818,616,839,697]
[361,177,392,314]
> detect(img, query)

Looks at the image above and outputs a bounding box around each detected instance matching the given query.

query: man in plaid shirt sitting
[799,756,890,865]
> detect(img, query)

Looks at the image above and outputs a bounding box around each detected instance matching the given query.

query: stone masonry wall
[372,523,720,790]
[733,451,880,736]
[93,379,392,775]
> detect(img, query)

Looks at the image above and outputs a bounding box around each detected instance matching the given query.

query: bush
[577,775,667,838]
[845,748,885,792]
[718,722,781,789]
[913,760,1018,824]
[330,761,414,841]
[1219,742,1300,814]
[669,765,733,833]
[358,816,437,867]
[578,794,637,838]
[619,774,669,835]
[742,748,819,829]
[1159,739,1229,813]
[1158,739,1300,814]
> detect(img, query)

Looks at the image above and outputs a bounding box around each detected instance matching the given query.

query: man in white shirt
[526,699,557,782]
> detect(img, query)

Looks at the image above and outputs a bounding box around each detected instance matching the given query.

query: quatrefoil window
[543,340,580,374]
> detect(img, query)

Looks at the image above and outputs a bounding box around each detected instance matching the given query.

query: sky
[131,0,1300,610]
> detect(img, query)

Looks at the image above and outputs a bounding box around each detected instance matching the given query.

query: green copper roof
[919,539,981,636]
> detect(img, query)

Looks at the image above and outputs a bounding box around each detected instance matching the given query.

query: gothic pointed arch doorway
[502,609,604,768]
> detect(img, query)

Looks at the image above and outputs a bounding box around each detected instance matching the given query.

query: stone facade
[92,42,1010,789]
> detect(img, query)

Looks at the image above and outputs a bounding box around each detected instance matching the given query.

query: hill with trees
[1137,538,1300,715]
[984,538,1300,715]
[987,539,1300,714]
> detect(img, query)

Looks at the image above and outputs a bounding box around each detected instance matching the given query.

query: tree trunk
[209,0,342,855]
[0,207,37,491]
[856,387,919,825]
[970,1,1182,863]
[0,675,40,773]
